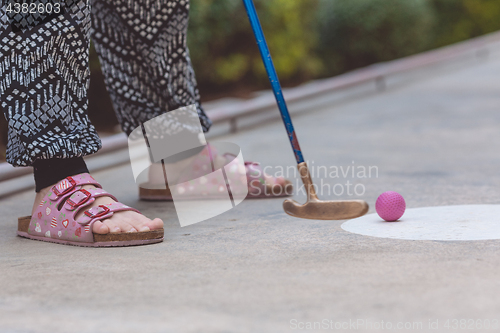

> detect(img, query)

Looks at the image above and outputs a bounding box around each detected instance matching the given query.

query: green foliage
[316,0,435,77]
[82,0,500,131]
[188,0,321,91]
[430,0,500,48]
[314,0,500,77]
[87,0,500,98]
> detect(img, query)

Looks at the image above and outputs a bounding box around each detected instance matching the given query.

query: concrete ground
[2,47,500,332]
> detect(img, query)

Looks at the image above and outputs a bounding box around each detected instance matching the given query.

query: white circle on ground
[341,205,500,241]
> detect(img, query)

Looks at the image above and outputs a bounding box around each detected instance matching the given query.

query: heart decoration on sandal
[17,173,164,247]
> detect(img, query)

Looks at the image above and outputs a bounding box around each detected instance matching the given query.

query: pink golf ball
[375,191,406,222]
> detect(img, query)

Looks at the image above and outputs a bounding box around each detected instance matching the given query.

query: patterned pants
[0,0,211,167]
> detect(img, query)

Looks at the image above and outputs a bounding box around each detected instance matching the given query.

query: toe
[135,222,150,232]
[120,220,141,233]
[147,218,164,231]
[276,176,288,186]
[89,209,163,234]
[269,175,284,185]
[132,214,162,231]
[92,220,109,234]
[115,212,157,233]
[102,218,121,233]
[139,225,150,232]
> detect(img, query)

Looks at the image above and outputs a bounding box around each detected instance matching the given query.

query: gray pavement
[2,47,500,332]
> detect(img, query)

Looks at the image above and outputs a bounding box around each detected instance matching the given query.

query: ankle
[32,183,55,216]
[33,157,89,192]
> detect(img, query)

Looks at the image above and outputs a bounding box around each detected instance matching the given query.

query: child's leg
[1,0,100,167]
[0,0,162,236]
[90,0,291,198]
[90,0,211,136]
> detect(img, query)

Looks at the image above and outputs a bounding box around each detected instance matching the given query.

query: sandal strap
[243,161,265,182]
[223,155,284,196]
[29,174,141,244]
[63,188,118,212]
[77,202,140,226]
[49,173,101,202]
[174,145,216,184]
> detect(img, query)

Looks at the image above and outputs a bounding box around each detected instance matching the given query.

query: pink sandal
[139,146,293,201]
[17,173,164,247]
[243,158,293,198]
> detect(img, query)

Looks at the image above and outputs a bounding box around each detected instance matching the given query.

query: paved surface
[2,45,500,332]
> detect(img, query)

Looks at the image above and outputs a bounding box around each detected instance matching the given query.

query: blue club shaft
[242,0,305,164]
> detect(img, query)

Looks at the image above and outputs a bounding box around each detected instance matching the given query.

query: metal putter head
[283,163,369,220]
[241,0,368,220]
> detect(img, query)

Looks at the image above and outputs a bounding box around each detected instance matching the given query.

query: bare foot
[33,182,163,234]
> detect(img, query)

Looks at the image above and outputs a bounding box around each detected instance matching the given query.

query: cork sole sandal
[139,183,175,201]
[139,179,294,201]
[17,216,163,247]
[139,152,293,201]
[18,173,164,247]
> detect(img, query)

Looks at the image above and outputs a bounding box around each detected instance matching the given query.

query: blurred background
[2,0,500,161]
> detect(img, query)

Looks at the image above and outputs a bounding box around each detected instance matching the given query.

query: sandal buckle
[84,205,110,219]
[52,176,77,197]
[66,189,92,209]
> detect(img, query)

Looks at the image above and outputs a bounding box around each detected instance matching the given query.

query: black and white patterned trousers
[0,0,211,167]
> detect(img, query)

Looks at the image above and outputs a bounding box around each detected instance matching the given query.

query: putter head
[283,198,369,220]
[283,162,369,220]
